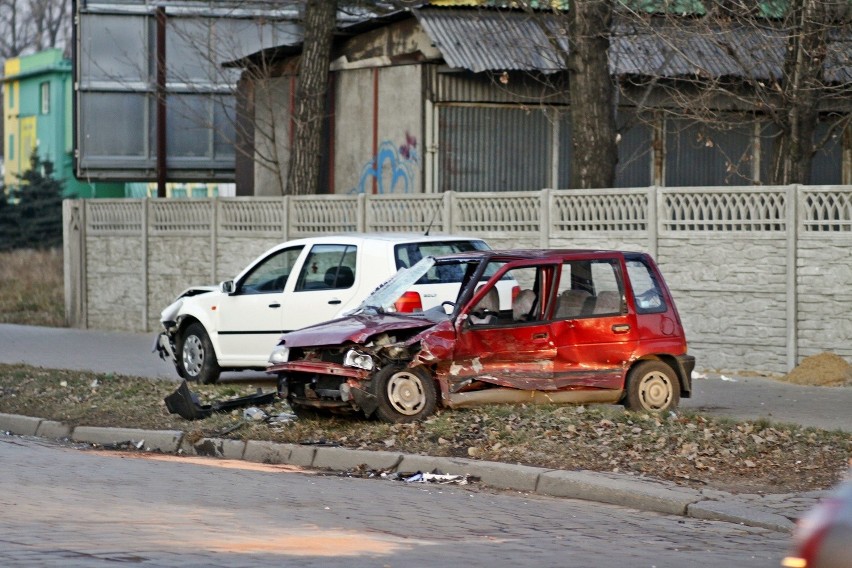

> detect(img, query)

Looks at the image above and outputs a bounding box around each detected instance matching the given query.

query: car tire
[371,365,437,423]
[177,323,221,385]
[624,360,680,412]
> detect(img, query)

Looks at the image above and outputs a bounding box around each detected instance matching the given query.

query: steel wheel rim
[386,372,425,416]
[182,335,204,377]
[638,371,673,410]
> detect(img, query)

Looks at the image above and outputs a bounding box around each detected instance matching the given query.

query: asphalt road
[1,435,790,568]
[1,323,850,432]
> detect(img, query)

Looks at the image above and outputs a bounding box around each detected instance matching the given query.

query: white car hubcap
[182,335,204,376]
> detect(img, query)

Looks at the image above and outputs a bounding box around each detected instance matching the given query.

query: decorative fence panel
[63,186,852,374]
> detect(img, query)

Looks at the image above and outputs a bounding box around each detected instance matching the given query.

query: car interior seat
[324,266,355,289]
[592,290,622,314]
[556,289,592,319]
[512,289,536,321]
[469,287,500,325]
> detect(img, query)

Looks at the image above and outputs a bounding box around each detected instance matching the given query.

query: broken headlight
[269,346,290,364]
[343,349,374,371]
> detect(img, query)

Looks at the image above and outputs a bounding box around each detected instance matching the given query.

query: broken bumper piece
[164,380,276,420]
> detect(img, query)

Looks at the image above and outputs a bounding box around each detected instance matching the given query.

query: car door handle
[268,303,281,308]
[532,333,548,340]
[328,299,342,305]
[612,324,631,334]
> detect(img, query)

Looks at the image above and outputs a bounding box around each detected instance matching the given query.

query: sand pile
[783,352,852,387]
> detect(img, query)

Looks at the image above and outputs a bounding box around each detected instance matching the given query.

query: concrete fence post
[649,186,659,259]
[444,191,455,233]
[211,198,218,283]
[142,198,150,331]
[786,185,799,371]
[62,199,86,328]
[284,196,292,240]
[540,188,551,248]
[358,193,367,232]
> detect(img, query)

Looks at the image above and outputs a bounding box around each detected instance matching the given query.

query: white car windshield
[356,256,436,313]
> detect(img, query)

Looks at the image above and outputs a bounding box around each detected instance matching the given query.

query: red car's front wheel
[371,365,437,423]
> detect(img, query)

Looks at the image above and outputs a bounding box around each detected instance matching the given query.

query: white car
[155,233,492,383]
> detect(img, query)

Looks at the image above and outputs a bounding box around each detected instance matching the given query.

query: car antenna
[424,199,441,236]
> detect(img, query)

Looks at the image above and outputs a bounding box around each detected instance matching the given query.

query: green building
[2,49,124,198]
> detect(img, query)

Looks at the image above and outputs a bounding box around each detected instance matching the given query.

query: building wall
[3,49,125,198]
[3,58,23,186]
[253,76,292,196]
[334,65,424,195]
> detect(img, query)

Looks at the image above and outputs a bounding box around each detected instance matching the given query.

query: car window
[239,246,304,295]
[295,244,357,292]
[554,259,624,319]
[468,264,543,326]
[626,258,667,314]
[395,240,489,284]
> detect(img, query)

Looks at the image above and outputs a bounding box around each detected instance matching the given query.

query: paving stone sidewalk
[1,412,821,533]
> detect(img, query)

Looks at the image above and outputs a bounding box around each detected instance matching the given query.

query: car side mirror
[220,280,235,294]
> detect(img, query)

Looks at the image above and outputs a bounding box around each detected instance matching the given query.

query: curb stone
[688,500,795,532]
[0,413,41,436]
[537,469,701,516]
[181,437,247,460]
[35,420,72,439]
[71,426,183,453]
[0,413,806,532]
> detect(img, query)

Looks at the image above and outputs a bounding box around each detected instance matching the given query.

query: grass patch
[0,363,848,495]
[0,249,65,327]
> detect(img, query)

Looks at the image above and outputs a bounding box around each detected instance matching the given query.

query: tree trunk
[285,0,336,195]
[769,0,827,185]
[568,0,617,189]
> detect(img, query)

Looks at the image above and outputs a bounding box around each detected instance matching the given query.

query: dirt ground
[783,352,852,387]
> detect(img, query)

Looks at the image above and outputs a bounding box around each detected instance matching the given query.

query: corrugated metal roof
[414,8,565,73]
[414,7,852,83]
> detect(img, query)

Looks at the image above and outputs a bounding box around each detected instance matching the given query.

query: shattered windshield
[356,256,436,313]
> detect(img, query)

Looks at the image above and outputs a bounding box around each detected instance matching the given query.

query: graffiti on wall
[354,132,419,194]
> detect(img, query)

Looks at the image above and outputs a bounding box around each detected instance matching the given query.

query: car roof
[272,233,485,247]
[433,248,639,263]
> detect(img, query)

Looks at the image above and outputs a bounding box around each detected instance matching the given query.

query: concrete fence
[63,186,852,374]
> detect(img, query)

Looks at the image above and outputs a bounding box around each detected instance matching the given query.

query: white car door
[278,243,360,331]
[216,245,305,365]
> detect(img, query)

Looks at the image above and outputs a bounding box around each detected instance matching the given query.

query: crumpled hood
[278,313,438,348]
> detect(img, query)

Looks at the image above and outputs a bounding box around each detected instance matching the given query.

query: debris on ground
[784,352,852,387]
[400,471,470,484]
[164,380,276,420]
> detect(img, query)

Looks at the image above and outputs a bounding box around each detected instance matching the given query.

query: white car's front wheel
[177,323,221,384]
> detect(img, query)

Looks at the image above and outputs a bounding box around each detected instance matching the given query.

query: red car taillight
[511,285,520,302]
[394,291,423,313]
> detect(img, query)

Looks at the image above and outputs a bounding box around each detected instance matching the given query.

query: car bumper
[675,354,696,397]
[154,332,176,363]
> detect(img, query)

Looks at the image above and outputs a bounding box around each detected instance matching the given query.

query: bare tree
[770,0,832,184]
[566,0,617,188]
[0,0,70,58]
[284,0,337,195]
[616,0,852,185]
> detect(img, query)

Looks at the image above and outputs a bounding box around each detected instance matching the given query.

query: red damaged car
[267,249,695,423]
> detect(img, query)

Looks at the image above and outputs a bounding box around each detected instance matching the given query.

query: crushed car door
[216,245,305,364]
[549,256,639,389]
[448,263,560,392]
